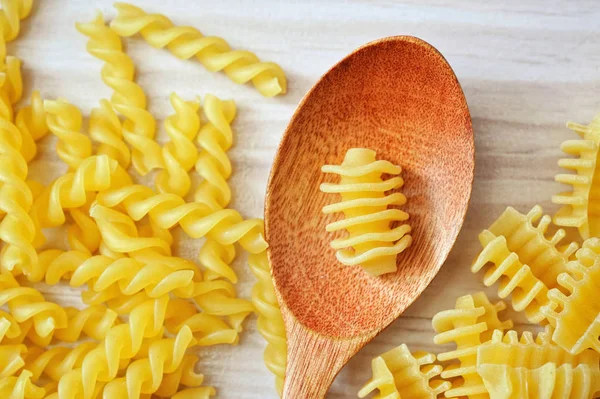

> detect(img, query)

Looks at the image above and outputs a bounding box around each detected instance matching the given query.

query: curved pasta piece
[89,99,130,169]
[0,344,25,378]
[100,326,195,397]
[0,272,67,337]
[15,91,48,162]
[478,363,600,399]
[248,250,286,395]
[0,370,45,399]
[66,196,102,255]
[44,99,92,170]
[153,355,205,397]
[320,148,412,276]
[110,3,286,97]
[0,312,21,342]
[164,299,240,346]
[194,94,236,209]
[432,292,513,399]
[542,238,600,354]
[553,113,600,239]
[22,343,99,383]
[472,205,578,323]
[76,12,161,175]
[155,93,201,197]
[199,239,237,283]
[359,344,450,399]
[95,184,268,254]
[55,296,168,399]
[171,386,216,399]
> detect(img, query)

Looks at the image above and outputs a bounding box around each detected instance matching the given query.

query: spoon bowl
[265,36,474,398]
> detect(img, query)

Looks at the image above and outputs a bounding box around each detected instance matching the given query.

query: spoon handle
[281,309,375,398]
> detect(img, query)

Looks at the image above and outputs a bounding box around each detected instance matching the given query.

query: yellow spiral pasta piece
[0,343,25,377]
[89,99,130,169]
[194,94,236,209]
[14,91,48,163]
[0,116,39,277]
[23,343,98,383]
[553,112,600,239]
[0,370,45,399]
[320,148,412,276]
[153,354,205,398]
[542,238,600,354]
[432,292,513,399]
[164,299,240,346]
[8,305,119,347]
[155,93,201,197]
[0,272,67,337]
[476,327,600,371]
[0,0,33,42]
[30,155,130,234]
[359,344,451,399]
[95,184,268,254]
[66,196,102,255]
[44,99,92,170]
[248,250,286,395]
[101,326,195,398]
[76,12,161,175]
[110,2,286,97]
[0,312,21,342]
[199,239,237,283]
[56,296,168,399]
[472,205,578,324]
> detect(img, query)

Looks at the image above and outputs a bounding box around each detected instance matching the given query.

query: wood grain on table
[14,0,600,397]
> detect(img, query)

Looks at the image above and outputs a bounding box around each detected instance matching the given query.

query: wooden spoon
[265,36,474,398]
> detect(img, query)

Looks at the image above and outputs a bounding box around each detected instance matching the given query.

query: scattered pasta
[321,148,412,276]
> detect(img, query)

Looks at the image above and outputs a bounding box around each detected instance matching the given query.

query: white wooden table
[18,0,600,397]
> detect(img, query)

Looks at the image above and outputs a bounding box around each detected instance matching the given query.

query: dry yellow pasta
[194,94,236,209]
[0,370,46,399]
[432,292,513,399]
[76,12,161,175]
[321,148,412,276]
[110,2,287,97]
[553,112,600,239]
[471,205,578,324]
[542,238,600,354]
[359,344,450,399]
[155,93,201,197]
[478,363,600,399]
[89,99,130,169]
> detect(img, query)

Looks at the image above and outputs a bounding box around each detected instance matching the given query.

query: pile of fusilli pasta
[0,1,287,397]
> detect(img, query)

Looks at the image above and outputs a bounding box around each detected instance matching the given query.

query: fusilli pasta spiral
[0,0,33,42]
[153,354,205,397]
[0,343,25,377]
[76,12,161,175]
[110,2,287,97]
[44,99,92,170]
[155,93,200,197]
[194,94,236,209]
[321,148,412,276]
[89,99,130,169]
[14,91,48,164]
[0,272,67,337]
[22,343,98,383]
[101,326,195,397]
[248,250,286,395]
[95,184,268,253]
[0,370,46,399]
[56,296,169,399]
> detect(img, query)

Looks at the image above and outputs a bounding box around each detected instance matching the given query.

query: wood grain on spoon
[265,36,474,398]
